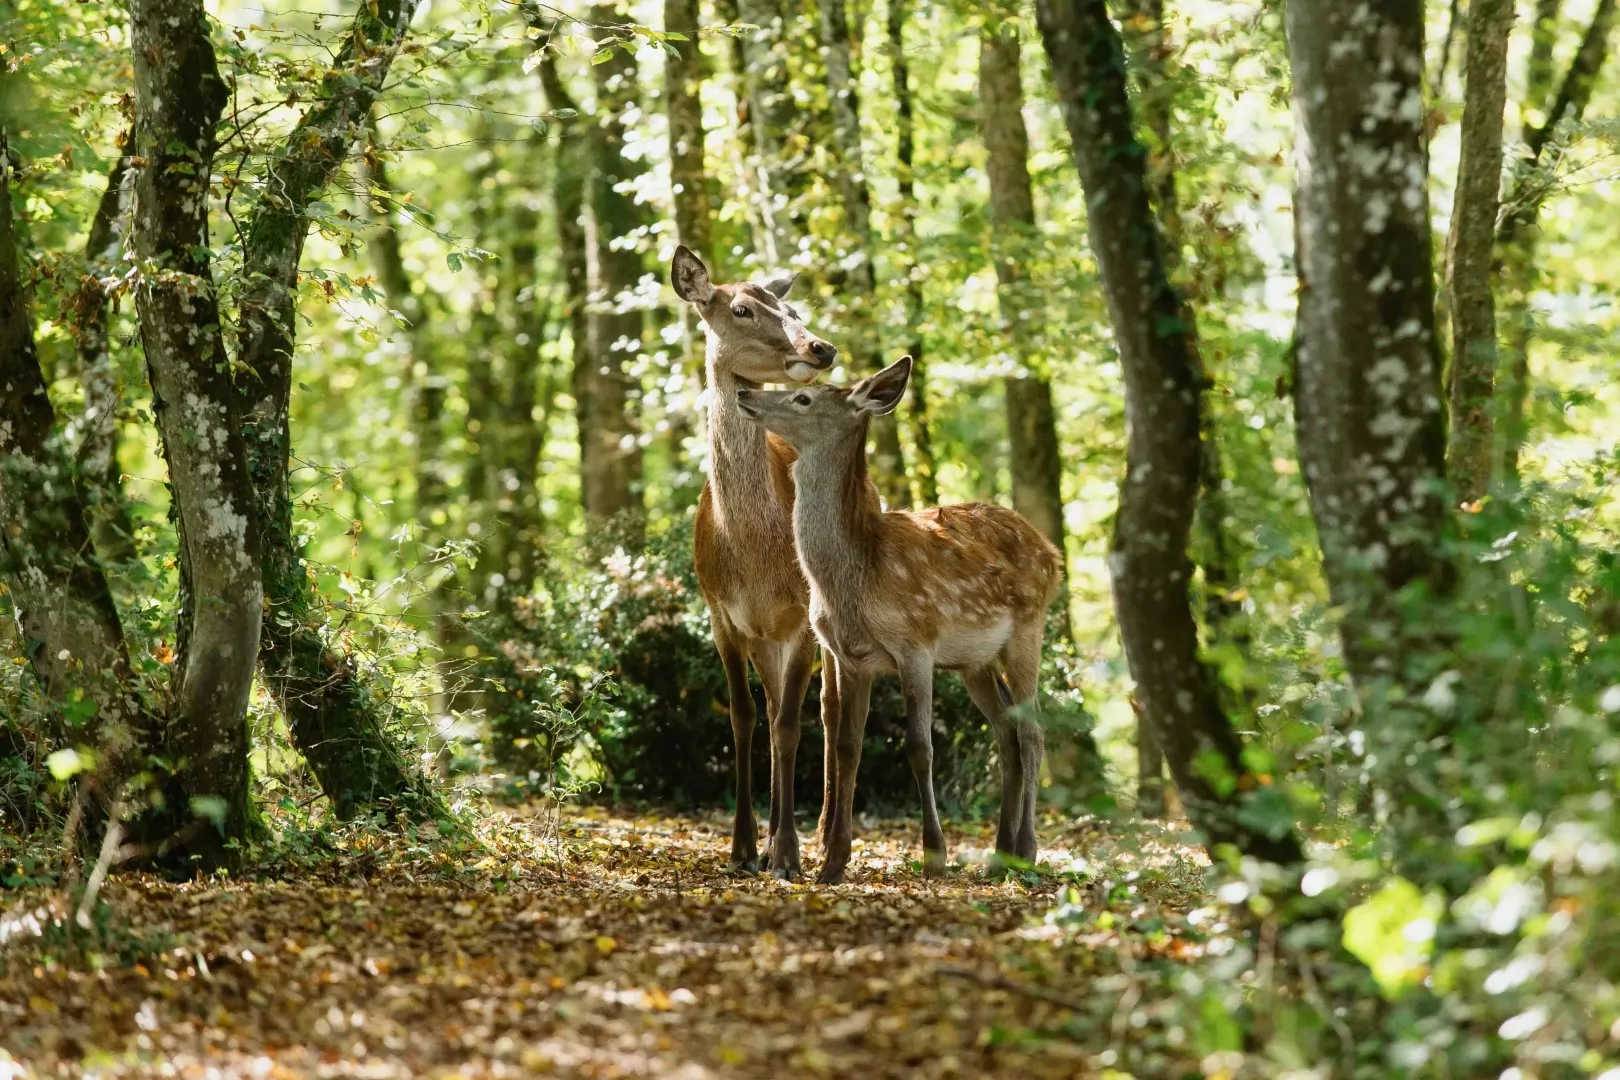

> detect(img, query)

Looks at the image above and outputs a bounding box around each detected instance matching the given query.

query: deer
[670,244,841,881]
[734,355,1063,884]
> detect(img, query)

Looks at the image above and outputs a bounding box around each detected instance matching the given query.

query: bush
[473,520,1033,817]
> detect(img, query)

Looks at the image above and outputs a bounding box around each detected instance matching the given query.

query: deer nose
[809,339,837,366]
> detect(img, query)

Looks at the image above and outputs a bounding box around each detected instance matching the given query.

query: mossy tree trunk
[233,0,441,821]
[130,0,264,864]
[69,148,139,566]
[665,0,713,510]
[1038,0,1301,863]
[1443,0,1514,504]
[1495,0,1615,484]
[0,131,150,801]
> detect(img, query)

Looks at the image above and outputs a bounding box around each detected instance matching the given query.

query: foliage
[470,522,1016,815]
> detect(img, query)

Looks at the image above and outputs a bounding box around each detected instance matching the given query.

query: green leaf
[1342,878,1444,1000]
[190,795,230,831]
[446,251,463,273]
[47,748,90,781]
[591,44,617,64]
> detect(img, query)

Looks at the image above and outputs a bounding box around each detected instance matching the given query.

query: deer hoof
[728,857,759,876]
[922,851,947,879]
[771,864,802,882]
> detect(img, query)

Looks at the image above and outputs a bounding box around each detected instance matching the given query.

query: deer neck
[705,346,781,529]
[790,422,882,598]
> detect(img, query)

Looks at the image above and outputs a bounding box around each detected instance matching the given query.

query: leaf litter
[1,806,1210,1078]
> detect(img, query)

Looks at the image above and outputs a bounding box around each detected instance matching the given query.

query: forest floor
[0,805,1210,1079]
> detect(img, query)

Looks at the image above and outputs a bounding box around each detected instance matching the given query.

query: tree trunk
[888,0,938,506]
[1133,697,1166,817]
[666,0,714,268]
[364,142,446,547]
[1121,0,1238,803]
[464,131,503,602]
[979,23,1068,584]
[1496,0,1615,482]
[1524,0,1564,127]
[821,0,909,509]
[1444,0,1514,504]
[130,0,263,863]
[1284,0,1450,686]
[0,133,148,786]
[1036,0,1300,864]
[492,143,548,597]
[534,44,593,537]
[584,14,646,543]
[70,149,138,566]
[664,0,712,512]
[734,0,804,262]
[232,0,440,822]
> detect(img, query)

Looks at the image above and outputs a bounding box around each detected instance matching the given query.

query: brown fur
[736,356,1063,882]
[672,245,839,880]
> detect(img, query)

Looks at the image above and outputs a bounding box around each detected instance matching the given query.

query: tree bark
[69,149,138,566]
[130,0,263,862]
[1283,0,1450,686]
[584,15,646,543]
[888,0,938,506]
[1037,0,1300,864]
[1119,0,1217,810]
[821,0,909,509]
[979,24,1067,570]
[1496,0,1615,482]
[1524,0,1564,127]
[492,140,548,597]
[734,0,804,262]
[464,132,503,596]
[0,133,148,782]
[1443,0,1514,504]
[232,0,440,822]
[666,0,714,268]
[534,43,593,540]
[364,140,445,545]
[664,0,712,511]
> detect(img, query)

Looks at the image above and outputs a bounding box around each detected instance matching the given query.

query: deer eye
[731,304,751,318]
[792,393,812,406]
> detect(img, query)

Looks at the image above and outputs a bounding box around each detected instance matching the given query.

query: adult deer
[736,356,1061,883]
[670,245,838,880]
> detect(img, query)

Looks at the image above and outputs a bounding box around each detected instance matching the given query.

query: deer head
[735,355,912,451]
[670,245,837,384]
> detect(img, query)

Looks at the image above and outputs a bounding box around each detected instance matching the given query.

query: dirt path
[1,807,1204,1078]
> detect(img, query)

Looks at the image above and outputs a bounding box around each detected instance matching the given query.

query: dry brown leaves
[0,807,1207,1079]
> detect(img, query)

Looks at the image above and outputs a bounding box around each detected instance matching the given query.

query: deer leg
[1003,624,1047,864]
[817,649,840,854]
[896,648,946,878]
[817,660,870,885]
[963,666,1021,869]
[765,632,815,880]
[717,627,758,873]
[751,641,784,865]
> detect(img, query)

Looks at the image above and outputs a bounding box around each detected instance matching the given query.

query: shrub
[473,521,1026,816]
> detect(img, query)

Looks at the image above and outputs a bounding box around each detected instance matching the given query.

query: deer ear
[671,245,715,303]
[762,273,796,299]
[851,355,912,416]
